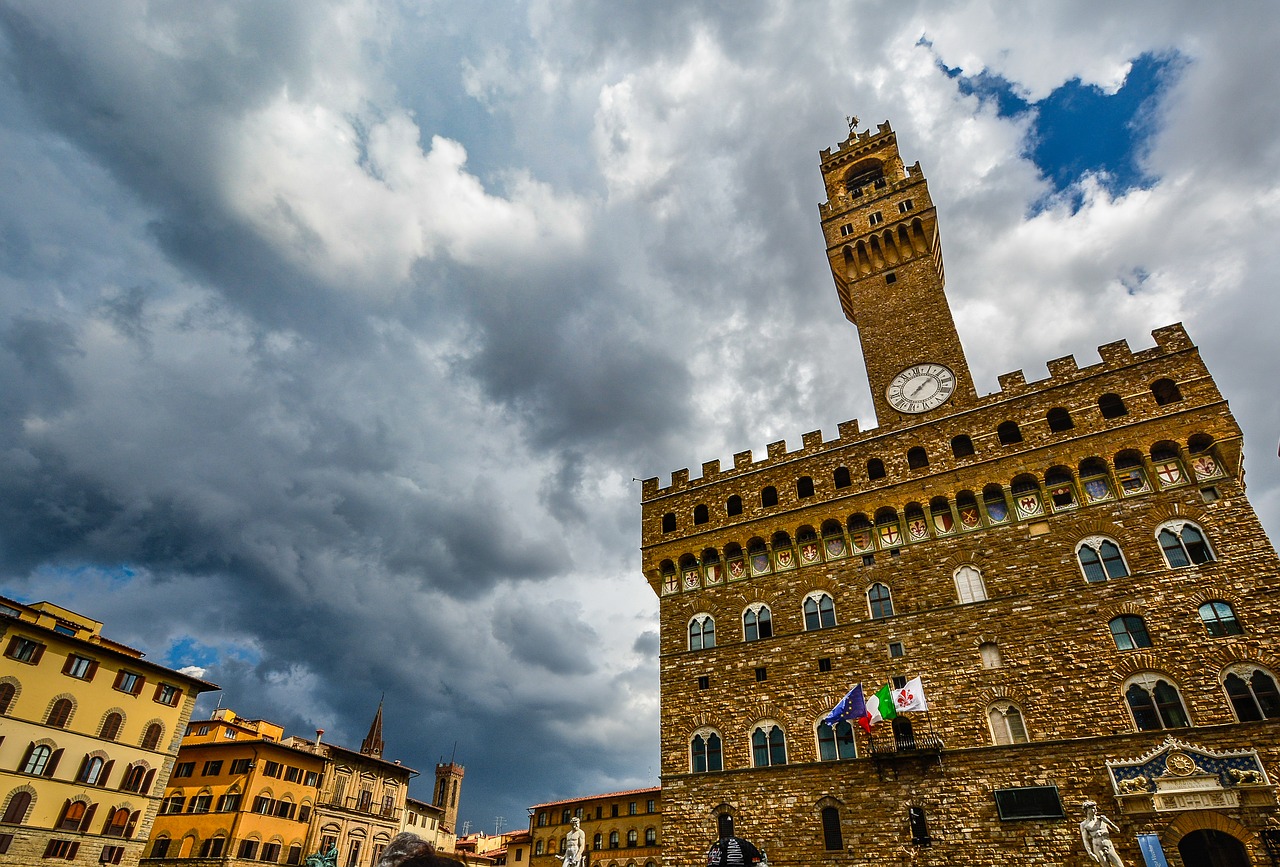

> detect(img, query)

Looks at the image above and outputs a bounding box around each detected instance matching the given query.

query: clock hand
[910,382,929,398]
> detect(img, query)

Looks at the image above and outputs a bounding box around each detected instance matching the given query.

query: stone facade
[529,788,660,867]
[640,123,1280,867]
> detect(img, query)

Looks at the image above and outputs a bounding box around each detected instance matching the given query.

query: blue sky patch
[942,52,1183,211]
[165,635,262,671]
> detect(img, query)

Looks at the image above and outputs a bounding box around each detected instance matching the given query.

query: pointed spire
[360,696,385,758]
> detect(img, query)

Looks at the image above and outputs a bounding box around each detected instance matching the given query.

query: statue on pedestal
[1080,801,1125,867]
[305,844,338,867]
[559,817,586,867]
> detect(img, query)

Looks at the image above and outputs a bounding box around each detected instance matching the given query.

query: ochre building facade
[529,788,661,867]
[0,597,218,867]
[641,122,1280,867]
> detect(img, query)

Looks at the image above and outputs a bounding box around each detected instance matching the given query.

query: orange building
[142,708,326,865]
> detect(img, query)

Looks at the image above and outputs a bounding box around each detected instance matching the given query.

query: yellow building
[401,797,449,850]
[0,596,218,866]
[529,788,660,867]
[142,708,326,864]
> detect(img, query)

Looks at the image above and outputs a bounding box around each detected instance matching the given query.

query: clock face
[887,363,956,413]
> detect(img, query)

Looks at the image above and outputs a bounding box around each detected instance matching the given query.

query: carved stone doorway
[1177,830,1250,867]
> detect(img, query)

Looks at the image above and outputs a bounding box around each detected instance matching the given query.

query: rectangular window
[862,554,875,567]
[840,223,854,236]
[345,841,360,867]
[202,760,223,776]
[304,771,320,787]
[262,842,283,862]
[42,839,79,859]
[755,667,767,682]
[5,636,44,664]
[898,199,914,213]
[62,654,96,680]
[288,845,303,865]
[647,800,656,813]
[0,834,12,855]
[298,805,311,824]
[217,793,242,812]
[230,758,252,774]
[515,850,523,861]
[869,212,883,226]
[197,725,210,735]
[611,805,618,818]
[284,766,301,782]
[239,840,261,859]
[102,845,126,864]
[253,796,275,814]
[223,729,237,739]
[892,675,907,689]
[994,786,1065,820]
[629,802,637,815]
[697,675,709,690]
[884,272,897,284]
[154,683,181,706]
[173,762,195,778]
[889,642,905,658]
[189,795,212,813]
[113,670,144,695]
[262,760,282,778]
[818,658,832,672]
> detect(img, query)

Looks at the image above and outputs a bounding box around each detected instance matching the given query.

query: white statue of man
[561,817,586,867]
[1080,801,1124,867]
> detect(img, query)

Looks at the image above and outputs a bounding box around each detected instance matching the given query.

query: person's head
[1082,801,1097,814]
[571,818,580,829]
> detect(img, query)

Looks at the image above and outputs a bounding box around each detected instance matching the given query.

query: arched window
[1114,449,1149,493]
[121,764,148,793]
[100,712,123,741]
[151,839,172,859]
[751,723,786,767]
[987,703,1029,745]
[688,615,715,651]
[820,806,844,851]
[661,513,676,533]
[1079,457,1113,502]
[609,832,619,849]
[817,721,856,760]
[1098,393,1127,418]
[726,495,742,517]
[743,604,772,641]
[1045,466,1076,508]
[951,434,975,458]
[845,161,885,193]
[0,682,15,715]
[58,800,86,831]
[1077,538,1129,582]
[866,458,886,481]
[953,565,986,604]
[907,446,928,469]
[867,583,893,619]
[141,723,163,751]
[47,698,73,728]
[1125,673,1190,731]
[627,830,638,847]
[22,745,52,775]
[1222,665,1280,721]
[1157,521,1215,567]
[690,731,723,772]
[760,486,778,508]
[980,642,1002,669]
[536,841,544,855]
[833,467,851,489]
[797,476,815,499]
[982,484,1008,523]
[997,420,1023,445]
[645,828,656,846]
[79,756,107,785]
[1151,378,1183,405]
[1109,616,1152,650]
[1046,407,1074,432]
[693,504,709,525]
[593,834,602,850]
[1188,433,1215,454]
[803,593,836,631]
[1199,601,1243,637]
[2,790,32,824]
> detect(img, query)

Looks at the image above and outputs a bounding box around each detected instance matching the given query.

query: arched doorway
[1178,829,1250,867]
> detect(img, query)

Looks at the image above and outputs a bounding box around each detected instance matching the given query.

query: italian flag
[858,683,898,733]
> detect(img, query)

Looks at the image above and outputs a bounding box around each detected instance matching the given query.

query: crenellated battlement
[642,323,1204,501]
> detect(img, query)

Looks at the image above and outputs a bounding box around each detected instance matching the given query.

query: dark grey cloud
[0,0,1277,835]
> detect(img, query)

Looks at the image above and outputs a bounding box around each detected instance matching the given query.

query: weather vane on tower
[847,114,860,135]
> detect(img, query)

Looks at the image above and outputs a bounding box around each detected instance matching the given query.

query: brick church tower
[641,121,1280,867]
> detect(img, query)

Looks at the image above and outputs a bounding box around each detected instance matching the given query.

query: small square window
[889,642,905,658]
[818,658,832,672]
[873,178,887,190]
[840,223,854,236]
[885,272,897,284]
[862,554,875,567]
[697,676,709,690]
[869,212,883,226]
[898,199,914,213]
[890,548,901,558]
[1200,486,1220,503]
[755,667,767,682]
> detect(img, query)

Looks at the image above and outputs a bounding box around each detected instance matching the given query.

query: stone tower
[641,121,1280,867]
[433,761,465,833]
[817,121,977,424]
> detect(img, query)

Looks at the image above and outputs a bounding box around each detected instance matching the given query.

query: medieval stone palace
[640,121,1280,867]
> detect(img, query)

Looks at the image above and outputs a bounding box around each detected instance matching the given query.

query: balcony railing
[866,733,944,756]
[317,795,401,821]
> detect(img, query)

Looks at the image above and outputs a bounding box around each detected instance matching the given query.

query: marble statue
[1080,801,1125,867]
[560,817,586,867]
